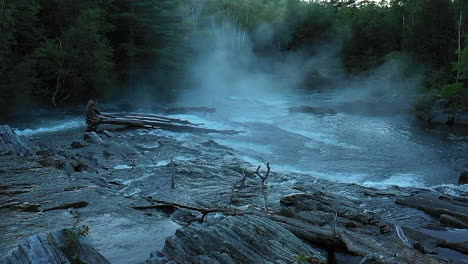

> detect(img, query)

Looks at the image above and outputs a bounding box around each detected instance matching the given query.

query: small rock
[459,171,468,185]
[71,141,87,149]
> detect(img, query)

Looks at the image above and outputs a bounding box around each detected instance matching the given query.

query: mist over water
[12,20,468,191]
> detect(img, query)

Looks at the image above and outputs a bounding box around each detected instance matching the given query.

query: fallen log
[85,100,239,135]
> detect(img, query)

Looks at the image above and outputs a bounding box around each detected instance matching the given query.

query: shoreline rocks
[0,228,110,264]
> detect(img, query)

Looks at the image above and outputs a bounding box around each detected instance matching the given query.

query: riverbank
[1,122,467,263]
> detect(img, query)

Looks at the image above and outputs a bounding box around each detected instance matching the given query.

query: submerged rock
[0,228,110,264]
[429,112,454,125]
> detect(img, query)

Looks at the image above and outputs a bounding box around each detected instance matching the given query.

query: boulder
[0,125,40,156]
[0,228,110,264]
[459,171,468,185]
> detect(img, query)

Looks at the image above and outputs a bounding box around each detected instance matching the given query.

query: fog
[176,18,424,117]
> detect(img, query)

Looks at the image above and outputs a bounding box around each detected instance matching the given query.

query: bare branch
[133,198,249,223]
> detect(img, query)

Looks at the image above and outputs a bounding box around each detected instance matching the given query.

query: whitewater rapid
[11,93,468,194]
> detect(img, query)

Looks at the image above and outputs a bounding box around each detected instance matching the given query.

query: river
[10,92,468,191]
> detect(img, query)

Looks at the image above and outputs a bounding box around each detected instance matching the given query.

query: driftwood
[133,198,248,222]
[254,162,270,213]
[85,100,238,135]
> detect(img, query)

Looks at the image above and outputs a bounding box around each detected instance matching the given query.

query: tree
[35,8,115,105]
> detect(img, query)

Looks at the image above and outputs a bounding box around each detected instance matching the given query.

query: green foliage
[0,0,467,117]
[66,225,90,263]
[294,252,322,264]
[441,83,468,110]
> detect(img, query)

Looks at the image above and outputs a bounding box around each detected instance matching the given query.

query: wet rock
[0,228,110,264]
[142,251,175,264]
[439,214,468,229]
[0,125,40,156]
[439,241,468,255]
[84,132,104,144]
[459,171,468,185]
[396,194,468,223]
[430,112,454,125]
[71,141,87,149]
[159,215,326,264]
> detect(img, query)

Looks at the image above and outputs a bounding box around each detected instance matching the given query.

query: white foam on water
[282,127,360,150]
[216,139,273,155]
[15,119,85,136]
[429,184,468,197]
[167,114,238,131]
[362,173,424,189]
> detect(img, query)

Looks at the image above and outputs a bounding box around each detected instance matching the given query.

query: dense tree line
[1,0,467,119]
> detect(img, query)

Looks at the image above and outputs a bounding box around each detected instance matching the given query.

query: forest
[1,0,468,119]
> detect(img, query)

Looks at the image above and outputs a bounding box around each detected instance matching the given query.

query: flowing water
[10,92,468,190]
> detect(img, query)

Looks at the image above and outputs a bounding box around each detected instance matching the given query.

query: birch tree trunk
[457,11,463,82]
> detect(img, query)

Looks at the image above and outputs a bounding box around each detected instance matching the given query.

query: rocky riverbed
[0,121,467,264]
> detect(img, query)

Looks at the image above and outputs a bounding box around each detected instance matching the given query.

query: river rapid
[10,91,468,193]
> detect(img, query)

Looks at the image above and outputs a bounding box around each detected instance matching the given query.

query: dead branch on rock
[0,201,40,212]
[254,162,270,213]
[42,201,89,212]
[229,169,248,207]
[133,198,249,222]
[85,100,239,135]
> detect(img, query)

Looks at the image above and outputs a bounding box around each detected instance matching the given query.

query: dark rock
[71,141,87,149]
[0,228,110,264]
[430,112,454,125]
[458,171,468,185]
[288,106,337,115]
[70,159,89,172]
[439,241,468,255]
[159,215,326,264]
[0,125,40,156]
